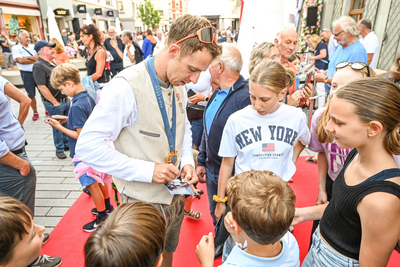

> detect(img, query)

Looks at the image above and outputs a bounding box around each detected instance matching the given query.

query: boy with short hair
[45,63,112,232]
[196,170,300,267]
[0,196,62,267]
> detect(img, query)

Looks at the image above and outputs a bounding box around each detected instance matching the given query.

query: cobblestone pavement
[11,82,316,235]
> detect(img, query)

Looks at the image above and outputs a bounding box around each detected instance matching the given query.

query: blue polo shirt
[67,90,96,158]
[205,87,231,135]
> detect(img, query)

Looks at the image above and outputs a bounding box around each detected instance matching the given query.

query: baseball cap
[34,41,56,52]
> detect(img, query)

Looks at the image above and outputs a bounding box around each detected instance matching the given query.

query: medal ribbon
[147,57,176,152]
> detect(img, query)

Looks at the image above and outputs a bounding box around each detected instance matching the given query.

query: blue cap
[34,41,56,52]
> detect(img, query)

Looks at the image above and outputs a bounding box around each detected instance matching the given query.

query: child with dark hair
[0,196,62,267]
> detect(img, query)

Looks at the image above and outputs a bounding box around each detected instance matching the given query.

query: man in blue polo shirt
[315,16,367,93]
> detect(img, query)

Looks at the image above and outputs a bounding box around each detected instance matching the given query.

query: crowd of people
[0,13,400,267]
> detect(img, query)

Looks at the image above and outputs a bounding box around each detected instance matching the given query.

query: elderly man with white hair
[197,44,250,231]
[11,30,40,120]
[315,16,367,94]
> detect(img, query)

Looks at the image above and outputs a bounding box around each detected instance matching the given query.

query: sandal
[305,156,317,164]
[185,209,201,220]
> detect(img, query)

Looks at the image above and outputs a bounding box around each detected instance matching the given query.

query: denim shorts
[120,193,185,254]
[73,161,97,187]
[302,227,360,267]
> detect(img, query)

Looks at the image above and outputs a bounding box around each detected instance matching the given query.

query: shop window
[3,14,39,37]
[159,10,164,16]
[349,0,365,22]
[118,0,124,12]
[106,0,112,6]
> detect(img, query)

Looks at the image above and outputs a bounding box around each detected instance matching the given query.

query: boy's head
[227,170,296,245]
[84,201,166,267]
[164,14,222,87]
[50,63,81,97]
[0,196,45,267]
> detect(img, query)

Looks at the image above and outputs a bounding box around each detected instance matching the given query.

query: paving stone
[34,207,51,216]
[35,151,57,158]
[32,160,74,166]
[26,145,56,151]
[44,227,54,234]
[36,184,82,191]
[35,191,71,199]
[33,216,62,227]
[37,171,75,177]
[62,178,79,184]
[60,166,75,172]
[47,207,70,216]
[33,165,63,171]
[36,177,65,184]
[67,191,83,199]
[25,134,52,140]
[35,198,77,207]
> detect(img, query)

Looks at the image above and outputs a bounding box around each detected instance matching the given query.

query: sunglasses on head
[335,61,371,77]
[175,26,217,45]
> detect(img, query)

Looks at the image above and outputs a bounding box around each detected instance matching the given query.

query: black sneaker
[31,255,62,267]
[91,205,114,215]
[83,216,107,232]
[55,151,67,159]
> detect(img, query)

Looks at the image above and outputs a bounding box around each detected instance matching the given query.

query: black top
[86,50,108,83]
[32,58,67,101]
[0,39,11,53]
[320,149,400,260]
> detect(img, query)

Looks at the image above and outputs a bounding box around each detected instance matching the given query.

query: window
[159,10,164,16]
[106,0,112,6]
[118,0,124,12]
[349,0,365,22]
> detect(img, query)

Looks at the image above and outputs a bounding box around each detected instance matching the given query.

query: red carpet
[41,157,400,266]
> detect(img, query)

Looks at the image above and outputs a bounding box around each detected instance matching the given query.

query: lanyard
[147,57,176,152]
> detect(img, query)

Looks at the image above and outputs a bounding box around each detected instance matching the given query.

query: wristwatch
[204,95,209,101]
[26,56,30,60]
[324,76,329,83]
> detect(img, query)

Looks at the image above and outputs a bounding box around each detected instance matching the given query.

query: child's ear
[232,219,243,236]
[155,254,163,267]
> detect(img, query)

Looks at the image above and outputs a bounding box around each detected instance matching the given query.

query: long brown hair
[84,201,166,267]
[79,24,103,49]
[316,66,377,143]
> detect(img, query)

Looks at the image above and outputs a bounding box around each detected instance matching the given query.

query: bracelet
[213,195,228,203]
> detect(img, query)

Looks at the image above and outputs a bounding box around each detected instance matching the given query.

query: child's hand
[196,232,214,267]
[224,212,236,235]
[44,118,61,129]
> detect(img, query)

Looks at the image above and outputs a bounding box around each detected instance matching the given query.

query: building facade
[0,0,44,40]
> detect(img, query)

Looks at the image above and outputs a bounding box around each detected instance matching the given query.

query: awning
[0,6,41,17]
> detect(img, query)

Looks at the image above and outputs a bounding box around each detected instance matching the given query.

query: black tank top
[320,149,400,260]
[86,49,108,83]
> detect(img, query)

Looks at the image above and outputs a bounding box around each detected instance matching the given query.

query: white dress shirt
[76,77,194,183]
[11,43,37,72]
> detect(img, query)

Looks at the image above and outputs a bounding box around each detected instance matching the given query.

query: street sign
[54,9,70,16]
[107,10,114,17]
[77,5,86,13]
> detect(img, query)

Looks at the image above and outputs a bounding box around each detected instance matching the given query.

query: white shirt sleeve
[129,45,135,62]
[0,77,9,94]
[75,78,155,183]
[218,115,238,157]
[11,45,22,59]
[297,111,311,146]
[180,89,195,169]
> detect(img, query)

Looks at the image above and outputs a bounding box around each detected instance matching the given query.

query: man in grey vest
[76,14,222,267]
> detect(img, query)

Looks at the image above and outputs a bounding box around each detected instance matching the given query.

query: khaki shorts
[120,194,185,253]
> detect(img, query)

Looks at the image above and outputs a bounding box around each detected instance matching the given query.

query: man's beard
[338,37,348,46]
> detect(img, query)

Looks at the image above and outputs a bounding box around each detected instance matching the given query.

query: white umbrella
[47,7,63,45]
[115,17,122,34]
[85,13,93,25]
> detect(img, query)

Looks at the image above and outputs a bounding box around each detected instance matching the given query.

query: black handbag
[186,102,205,119]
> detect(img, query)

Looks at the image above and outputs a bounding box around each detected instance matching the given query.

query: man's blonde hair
[50,63,81,89]
[227,170,296,245]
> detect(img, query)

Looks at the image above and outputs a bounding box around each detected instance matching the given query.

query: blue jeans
[206,168,219,226]
[302,227,360,267]
[43,100,70,152]
[188,117,204,149]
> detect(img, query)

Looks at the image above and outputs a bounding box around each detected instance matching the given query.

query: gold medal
[166,150,180,167]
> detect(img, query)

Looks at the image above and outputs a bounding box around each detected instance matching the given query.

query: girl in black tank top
[293,78,400,267]
[86,49,108,83]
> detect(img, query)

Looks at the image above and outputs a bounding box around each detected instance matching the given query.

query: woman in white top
[215,60,311,221]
